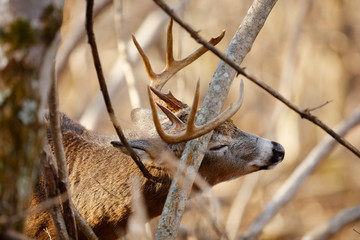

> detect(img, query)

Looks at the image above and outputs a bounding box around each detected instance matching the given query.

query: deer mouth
[258,161,281,170]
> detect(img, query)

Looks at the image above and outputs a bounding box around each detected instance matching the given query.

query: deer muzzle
[258,141,285,170]
[271,141,285,163]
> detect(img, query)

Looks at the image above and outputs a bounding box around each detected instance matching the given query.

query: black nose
[271,141,285,163]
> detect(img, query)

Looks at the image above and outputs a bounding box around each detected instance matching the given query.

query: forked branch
[152,0,360,158]
[148,80,244,143]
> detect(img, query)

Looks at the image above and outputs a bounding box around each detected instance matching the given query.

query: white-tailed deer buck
[25,20,284,239]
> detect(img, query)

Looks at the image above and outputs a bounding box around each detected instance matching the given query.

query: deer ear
[111,138,169,163]
[111,139,152,152]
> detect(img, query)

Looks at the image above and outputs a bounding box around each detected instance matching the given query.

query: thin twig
[304,100,333,113]
[152,0,360,159]
[85,0,158,182]
[239,107,360,240]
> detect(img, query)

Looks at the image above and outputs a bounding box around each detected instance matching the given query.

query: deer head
[114,19,285,185]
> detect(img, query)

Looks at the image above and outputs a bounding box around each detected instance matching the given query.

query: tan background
[57,0,360,239]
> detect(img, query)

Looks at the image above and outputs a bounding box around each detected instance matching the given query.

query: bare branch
[154,0,278,239]
[40,147,69,240]
[48,49,77,239]
[239,106,360,240]
[153,0,360,159]
[85,0,158,182]
[304,100,333,113]
[73,208,98,240]
[301,203,360,240]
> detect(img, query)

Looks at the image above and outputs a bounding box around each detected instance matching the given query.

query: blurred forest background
[24,0,360,239]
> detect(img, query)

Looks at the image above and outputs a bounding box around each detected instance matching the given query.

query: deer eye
[209,145,228,151]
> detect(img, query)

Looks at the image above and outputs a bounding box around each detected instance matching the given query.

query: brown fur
[25,111,284,239]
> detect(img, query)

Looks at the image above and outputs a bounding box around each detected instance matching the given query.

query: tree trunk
[0,0,62,236]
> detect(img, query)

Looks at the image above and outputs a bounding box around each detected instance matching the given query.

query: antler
[132,18,225,91]
[148,80,244,144]
[133,18,235,143]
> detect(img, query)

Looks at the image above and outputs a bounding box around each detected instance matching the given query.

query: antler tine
[132,34,157,81]
[149,86,187,112]
[148,86,169,139]
[175,30,225,75]
[166,19,175,66]
[186,79,200,133]
[187,79,244,139]
[156,103,185,132]
[133,19,225,91]
[148,80,245,144]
